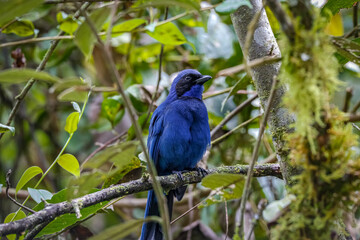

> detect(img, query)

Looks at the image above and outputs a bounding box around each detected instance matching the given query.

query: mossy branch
[0,164,282,236]
[230,0,295,184]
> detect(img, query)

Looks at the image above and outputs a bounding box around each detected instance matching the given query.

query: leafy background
[0,0,360,239]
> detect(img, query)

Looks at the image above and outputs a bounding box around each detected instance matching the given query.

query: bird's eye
[185,76,191,81]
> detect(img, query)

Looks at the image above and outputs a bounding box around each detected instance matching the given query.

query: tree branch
[231,0,295,184]
[0,164,282,236]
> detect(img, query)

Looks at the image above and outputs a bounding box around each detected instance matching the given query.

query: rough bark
[0,164,281,236]
[231,0,295,184]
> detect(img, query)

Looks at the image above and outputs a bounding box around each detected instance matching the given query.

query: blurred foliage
[0,0,359,239]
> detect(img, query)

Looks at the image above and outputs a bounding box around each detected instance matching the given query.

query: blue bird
[140,69,211,240]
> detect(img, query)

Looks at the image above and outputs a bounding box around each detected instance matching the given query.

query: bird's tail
[140,190,174,240]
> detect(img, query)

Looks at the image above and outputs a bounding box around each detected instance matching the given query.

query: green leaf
[58,154,80,177]
[111,18,146,34]
[71,101,81,112]
[146,22,187,46]
[0,123,15,135]
[201,173,244,206]
[83,141,138,170]
[101,96,124,127]
[64,112,80,134]
[332,37,360,65]
[322,0,358,14]
[88,219,154,240]
[0,68,60,84]
[58,87,88,102]
[66,172,105,199]
[0,0,44,27]
[4,210,26,240]
[202,173,244,190]
[59,18,78,35]
[16,166,43,196]
[28,187,53,203]
[2,19,34,37]
[33,189,109,237]
[103,158,141,188]
[50,77,87,93]
[75,7,111,58]
[215,0,252,13]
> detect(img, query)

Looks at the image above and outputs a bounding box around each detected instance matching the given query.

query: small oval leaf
[28,188,53,203]
[16,166,43,196]
[64,112,80,134]
[58,87,88,103]
[111,18,146,34]
[4,210,26,240]
[146,22,187,46]
[2,19,35,37]
[58,153,80,177]
[4,210,26,223]
[0,68,60,83]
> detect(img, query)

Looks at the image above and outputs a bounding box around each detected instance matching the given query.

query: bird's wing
[147,108,165,169]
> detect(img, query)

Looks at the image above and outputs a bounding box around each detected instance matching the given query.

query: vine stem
[9,91,91,222]
[77,5,172,240]
[211,113,262,145]
[143,7,169,129]
[236,77,278,237]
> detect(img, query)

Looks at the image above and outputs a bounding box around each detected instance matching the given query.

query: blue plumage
[140,69,211,240]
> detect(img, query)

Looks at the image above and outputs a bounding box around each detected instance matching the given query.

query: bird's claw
[193,167,209,177]
[172,171,184,182]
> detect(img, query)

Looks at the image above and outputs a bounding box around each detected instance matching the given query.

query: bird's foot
[192,167,209,177]
[172,170,184,182]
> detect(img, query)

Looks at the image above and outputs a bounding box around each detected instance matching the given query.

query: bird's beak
[196,75,212,85]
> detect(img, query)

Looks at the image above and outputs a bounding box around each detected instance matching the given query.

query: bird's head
[169,69,212,100]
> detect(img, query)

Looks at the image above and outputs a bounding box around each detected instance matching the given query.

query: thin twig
[5,170,35,214]
[171,175,249,226]
[80,133,125,171]
[77,5,172,239]
[352,123,360,131]
[354,2,359,38]
[210,94,258,138]
[347,113,360,122]
[225,201,229,240]
[237,77,278,237]
[23,219,52,240]
[216,56,282,77]
[143,7,169,129]
[105,0,119,49]
[343,87,353,112]
[0,19,17,33]
[0,2,91,141]
[0,36,73,48]
[246,199,267,240]
[41,196,125,240]
[211,114,262,145]
[243,2,266,76]
[266,0,295,42]
[350,99,360,113]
